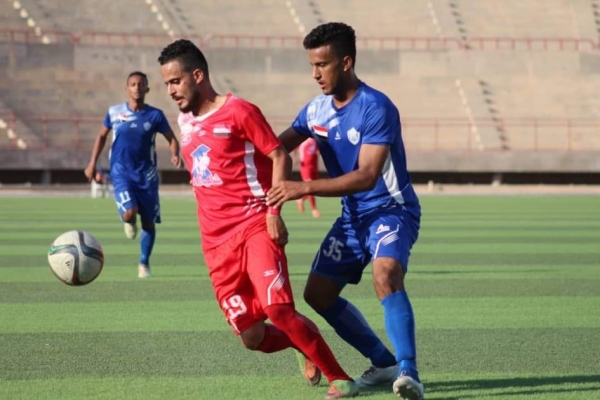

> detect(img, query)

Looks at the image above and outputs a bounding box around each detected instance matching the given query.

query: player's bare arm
[265,146,291,246]
[279,126,308,153]
[84,126,111,181]
[162,130,183,168]
[267,143,389,209]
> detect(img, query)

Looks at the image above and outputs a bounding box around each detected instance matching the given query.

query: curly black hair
[303,22,356,66]
[127,71,148,84]
[158,39,210,78]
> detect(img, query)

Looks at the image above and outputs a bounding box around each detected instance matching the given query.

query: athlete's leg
[136,188,161,277]
[112,179,138,239]
[245,229,355,394]
[307,168,319,215]
[367,208,423,399]
[303,219,396,379]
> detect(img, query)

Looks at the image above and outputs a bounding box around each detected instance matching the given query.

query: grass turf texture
[0,195,598,400]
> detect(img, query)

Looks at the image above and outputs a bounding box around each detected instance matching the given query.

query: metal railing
[1,114,598,152]
[0,29,598,51]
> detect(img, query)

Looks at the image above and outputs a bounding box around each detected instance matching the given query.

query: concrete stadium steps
[316,0,438,37]
[21,0,163,33]
[0,99,43,149]
[171,0,297,36]
[452,0,589,38]
[0,0,33,30]
[487,76,600,119]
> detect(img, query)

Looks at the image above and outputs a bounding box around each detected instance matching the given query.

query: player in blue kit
[266,23,424,400]
[84,71,182,278]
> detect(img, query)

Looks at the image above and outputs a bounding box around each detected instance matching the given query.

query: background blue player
[84,71,182,278]
[266,23,424,400]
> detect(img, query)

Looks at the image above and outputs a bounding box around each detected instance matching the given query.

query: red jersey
[299,137,318,170]
[178,94,280,250]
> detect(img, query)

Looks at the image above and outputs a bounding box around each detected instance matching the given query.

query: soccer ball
[48,230,104,286]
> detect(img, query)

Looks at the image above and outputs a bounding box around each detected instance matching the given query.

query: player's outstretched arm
[279,127,308,153]
[163,130,183,168]
[267,143,389,208]
[84,126,111,182]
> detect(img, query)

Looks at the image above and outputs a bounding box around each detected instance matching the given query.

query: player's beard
[179,90,200,113]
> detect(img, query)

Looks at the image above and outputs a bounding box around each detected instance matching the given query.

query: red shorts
[203,220,294,334]
[300,166,318,181]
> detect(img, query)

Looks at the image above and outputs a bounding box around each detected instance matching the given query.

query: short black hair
[303,22,357,66]
[127,71,148,84]
[158,39,210,78]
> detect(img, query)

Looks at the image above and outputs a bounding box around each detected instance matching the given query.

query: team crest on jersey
[347,128,360,145]
[190,144,222,187]
[143,122,152,131]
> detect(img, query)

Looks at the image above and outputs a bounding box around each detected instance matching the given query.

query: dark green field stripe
[3,278,600,303]
[1,328,598,380]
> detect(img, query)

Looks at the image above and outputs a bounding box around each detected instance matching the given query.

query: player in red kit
[295,138,321,218]
[158,39,358,399]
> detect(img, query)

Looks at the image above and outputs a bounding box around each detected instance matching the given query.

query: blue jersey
[103,103,172,189]
[292,82,419,217]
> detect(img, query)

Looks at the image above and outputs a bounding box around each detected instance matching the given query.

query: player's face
[308,45,345,95]
[126,75,148,102]
[161,60,202,113]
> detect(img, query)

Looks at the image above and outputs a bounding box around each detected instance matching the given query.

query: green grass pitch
[0,195,599,399]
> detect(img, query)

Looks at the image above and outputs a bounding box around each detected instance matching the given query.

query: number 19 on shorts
[221,294,247,320]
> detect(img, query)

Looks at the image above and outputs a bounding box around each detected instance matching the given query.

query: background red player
[295,137,320,218]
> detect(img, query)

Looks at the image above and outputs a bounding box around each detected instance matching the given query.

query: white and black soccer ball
[48,230,104,286]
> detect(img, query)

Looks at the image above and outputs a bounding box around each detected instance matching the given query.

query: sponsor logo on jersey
[180,133,192,146]
[130,122,137,128]
[376,224,390,234]
[347,128,360,145]
[190,144,223,187]
[313,124,328,138]
[335,131,341,140]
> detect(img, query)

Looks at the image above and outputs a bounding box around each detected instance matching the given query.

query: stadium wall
[1,149,599,185]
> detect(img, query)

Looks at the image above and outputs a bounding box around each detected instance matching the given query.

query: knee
[141,221,155,230]
[264,304,295,327]
[121,209,136,222]
[372,258,405,297]
[239,322,265,351]
[304,285,335,313]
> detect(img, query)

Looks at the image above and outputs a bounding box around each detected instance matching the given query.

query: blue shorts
[311,205,420,287]
[112,178,161,224]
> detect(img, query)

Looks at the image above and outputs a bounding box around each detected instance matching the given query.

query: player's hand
[266,181,307,209]
[84,163,96,182]
[266,214,289,247]
[171,155,183,169]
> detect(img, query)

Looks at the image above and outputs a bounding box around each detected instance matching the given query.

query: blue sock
[139,227,156,265]
[318,297,396,368]
[381,290,419,381]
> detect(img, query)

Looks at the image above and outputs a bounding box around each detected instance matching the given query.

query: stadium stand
[0,0,599,178]
[452,0,595,39]
[167,0,297,36]
[19,0,164,34]
[316,0,438,37]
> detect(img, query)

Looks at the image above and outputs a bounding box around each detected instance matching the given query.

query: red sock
[257,324,296,353]
[266,304,351,383]
[308,195,317,210]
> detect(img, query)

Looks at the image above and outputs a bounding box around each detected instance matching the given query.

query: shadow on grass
[428,375,600,399]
